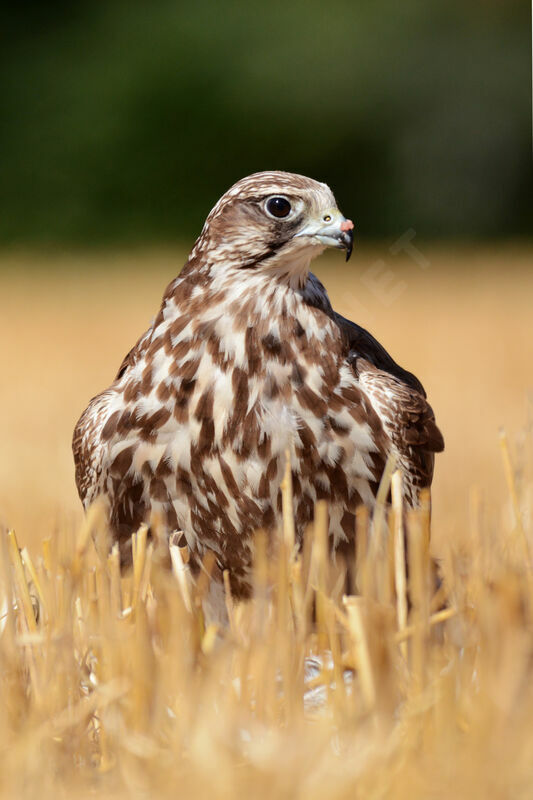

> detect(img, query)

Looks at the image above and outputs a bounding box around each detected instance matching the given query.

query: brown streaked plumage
[73,171,443,604]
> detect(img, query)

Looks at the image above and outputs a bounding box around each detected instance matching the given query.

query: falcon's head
[192,171,354,285]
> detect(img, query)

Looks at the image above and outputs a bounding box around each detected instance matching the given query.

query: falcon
[73,171,444,602]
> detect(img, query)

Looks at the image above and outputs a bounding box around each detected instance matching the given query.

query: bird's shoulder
[333,312,426,395]
[73,307,163,505]
[72,389,116,505]
[331,311,444,490]
[115,324,156,380]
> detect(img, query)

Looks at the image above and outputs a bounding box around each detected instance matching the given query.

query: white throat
[265,242,325,289]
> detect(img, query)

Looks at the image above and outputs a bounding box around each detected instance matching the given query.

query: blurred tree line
[1,0,531,245]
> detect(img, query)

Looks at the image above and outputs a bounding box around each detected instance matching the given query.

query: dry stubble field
[1,245,531,549]
[0,244,532,798]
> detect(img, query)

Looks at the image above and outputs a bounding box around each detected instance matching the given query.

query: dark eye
[266,196,291,218]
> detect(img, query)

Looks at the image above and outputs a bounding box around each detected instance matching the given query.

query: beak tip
[342,227,354,262]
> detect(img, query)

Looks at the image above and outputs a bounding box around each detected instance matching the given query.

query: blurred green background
[1,0,531,246]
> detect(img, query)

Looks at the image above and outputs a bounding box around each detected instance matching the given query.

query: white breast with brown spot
[91,269,384,581]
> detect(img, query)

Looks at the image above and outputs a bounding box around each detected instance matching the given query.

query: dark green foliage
[1,0,530,245]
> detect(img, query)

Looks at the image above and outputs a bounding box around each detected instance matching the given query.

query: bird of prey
[73,171,443,602]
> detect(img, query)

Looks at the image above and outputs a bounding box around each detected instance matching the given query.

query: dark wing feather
[334,314,444,496]
[334,312,427,395]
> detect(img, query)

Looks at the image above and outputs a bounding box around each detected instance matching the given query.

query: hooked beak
[295,212,355,262]
[338,219,354,262]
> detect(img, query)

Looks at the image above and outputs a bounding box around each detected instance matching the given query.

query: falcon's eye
[265,196,292,219]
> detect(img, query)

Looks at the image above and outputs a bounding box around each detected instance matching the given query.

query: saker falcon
[73,171,444,599]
